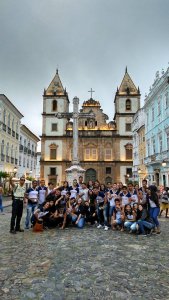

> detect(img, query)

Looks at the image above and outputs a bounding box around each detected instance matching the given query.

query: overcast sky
[0,0,169,139]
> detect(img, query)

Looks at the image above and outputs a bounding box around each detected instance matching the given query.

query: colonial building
[0,94,23,174]
[132,108,147,185]
[144,67,169,187]
[40,68,140,185]
[18,125,40,178]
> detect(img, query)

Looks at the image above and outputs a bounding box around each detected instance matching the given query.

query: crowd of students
[9,176,169,236]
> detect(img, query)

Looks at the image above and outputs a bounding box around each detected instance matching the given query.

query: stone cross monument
[55,96,95,185]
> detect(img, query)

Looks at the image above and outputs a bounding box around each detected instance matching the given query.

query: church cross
[55,97,95,166]
[88,88,95,99]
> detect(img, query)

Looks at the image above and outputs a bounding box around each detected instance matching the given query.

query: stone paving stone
[0,207,169,299]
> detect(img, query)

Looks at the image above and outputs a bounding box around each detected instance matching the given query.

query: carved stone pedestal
[65,165,85,186]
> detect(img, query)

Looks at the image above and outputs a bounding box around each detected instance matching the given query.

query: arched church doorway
[85,168,97,183]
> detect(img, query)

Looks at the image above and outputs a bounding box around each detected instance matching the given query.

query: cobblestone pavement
[0,206,169,300]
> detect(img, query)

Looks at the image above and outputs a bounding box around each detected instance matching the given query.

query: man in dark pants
[10,177,26,234]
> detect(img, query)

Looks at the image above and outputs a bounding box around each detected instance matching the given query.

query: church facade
[40,69,140,185]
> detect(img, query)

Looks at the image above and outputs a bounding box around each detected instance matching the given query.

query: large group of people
[9,176,169,236]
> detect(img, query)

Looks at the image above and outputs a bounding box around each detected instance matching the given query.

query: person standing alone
[10,177,26,234]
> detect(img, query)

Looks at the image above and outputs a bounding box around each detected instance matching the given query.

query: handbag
[33,220,43,232]
[161,193,169,204]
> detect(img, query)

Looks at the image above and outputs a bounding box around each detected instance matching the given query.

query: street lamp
[162,160,167,167]
[138,168,141,174]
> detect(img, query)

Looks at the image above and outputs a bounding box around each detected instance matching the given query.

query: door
[85,168,97,183]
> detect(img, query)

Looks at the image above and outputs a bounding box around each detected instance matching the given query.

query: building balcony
[3,124,6,132]
[19,144,23,152]
[8,127,11,135]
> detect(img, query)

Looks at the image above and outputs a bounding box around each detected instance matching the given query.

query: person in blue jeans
[74,198,85,228]
[25,180,38,229]
[137,204,155,235]
[147,185,160,234]
[0,184,4,213]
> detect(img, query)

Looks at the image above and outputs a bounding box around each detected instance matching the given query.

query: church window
[126,168,132,177]
[105,149,112,160]
[106,167,111,174]
[125,123,131,131]
[51,123,58,131]
[126,99,131,110]
[50,167,56,175]
[50,149,57,159]
[50,144,57,160]
[52,100,57,111]
[125,144,132,160]
[85,148,97,160]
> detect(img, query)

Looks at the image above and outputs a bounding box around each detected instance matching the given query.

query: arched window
[126,99,131,110]
[49,144,57,160]
[125,143,133,160]
[52,100,57,111]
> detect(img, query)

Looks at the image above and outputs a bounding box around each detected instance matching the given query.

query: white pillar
[72,97,79,165]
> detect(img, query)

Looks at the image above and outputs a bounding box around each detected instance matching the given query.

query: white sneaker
[104,226,109,231]
[97,224,102,229]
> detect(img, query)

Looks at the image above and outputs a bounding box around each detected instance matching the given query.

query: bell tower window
[52,100,57,111]
[126,99,131,110]
[125,143,133,160]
